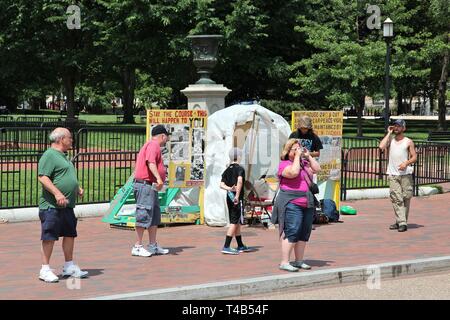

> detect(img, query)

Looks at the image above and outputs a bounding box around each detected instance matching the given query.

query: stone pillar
[181,84,231,115]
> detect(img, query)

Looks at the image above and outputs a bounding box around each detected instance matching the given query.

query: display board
[146,109,207,188]
[291,111,343,207]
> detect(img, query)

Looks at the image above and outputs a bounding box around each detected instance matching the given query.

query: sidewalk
[0,192,449,300]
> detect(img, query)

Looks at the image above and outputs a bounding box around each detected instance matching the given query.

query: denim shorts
[134,181,161,228]
[39,208,78,241]
[283,202,314,243]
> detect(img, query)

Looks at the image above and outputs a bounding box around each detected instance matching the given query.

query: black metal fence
[73,151,137,204]
[75,127,146,152]
[0,125,145,209]
[341,142,450,200]
[344,108,398,117]
[0,152,42,208]
[1,129,449,208]
[0,127,54,154]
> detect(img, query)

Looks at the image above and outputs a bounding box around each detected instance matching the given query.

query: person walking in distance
[38,128,88,283]
[132,125,171,257]
[379,119,417,232]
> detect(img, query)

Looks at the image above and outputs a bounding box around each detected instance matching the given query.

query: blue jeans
[283,202,314,242]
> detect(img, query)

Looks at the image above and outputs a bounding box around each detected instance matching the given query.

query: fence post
[341,149,347,201]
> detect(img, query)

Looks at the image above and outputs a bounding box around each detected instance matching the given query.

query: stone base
[181,84,231,116]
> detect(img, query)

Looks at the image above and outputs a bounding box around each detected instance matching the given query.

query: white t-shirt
[387,137,413,176]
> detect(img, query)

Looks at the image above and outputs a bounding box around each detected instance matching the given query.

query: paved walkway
[0,191,449,300]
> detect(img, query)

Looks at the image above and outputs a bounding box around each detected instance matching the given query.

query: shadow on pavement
[168,246,196,255]
[59,268,105,278]
[408,224,424,229]
[303,260,335,267]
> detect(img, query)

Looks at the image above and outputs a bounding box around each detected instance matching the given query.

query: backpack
[313,209,329,224]
[320,199,340,222]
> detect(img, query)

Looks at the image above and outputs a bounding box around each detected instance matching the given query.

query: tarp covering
[204,104,291,226]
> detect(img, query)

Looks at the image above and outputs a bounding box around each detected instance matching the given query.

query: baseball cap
[151,125,170,136]
[392,119,406,127]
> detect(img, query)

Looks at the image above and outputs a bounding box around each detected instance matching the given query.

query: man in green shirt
[38,127,88,283]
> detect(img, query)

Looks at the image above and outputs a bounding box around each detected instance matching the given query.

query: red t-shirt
[134,140,166,183]
[278,159,311,207]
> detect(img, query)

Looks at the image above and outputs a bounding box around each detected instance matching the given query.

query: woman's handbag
[300,161,319,194]
[309,182,319,194]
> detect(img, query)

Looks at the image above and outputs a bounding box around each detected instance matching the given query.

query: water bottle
[227,191,235,202]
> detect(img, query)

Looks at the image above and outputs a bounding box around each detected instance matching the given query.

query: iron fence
[342,136,380,149]
[0,125,145,209]
[0,127,54,154]
[341,143,450,200]
[0,129,448,209]
[73,151,137,204]
[75,127,146,153]
[0,152,42,208]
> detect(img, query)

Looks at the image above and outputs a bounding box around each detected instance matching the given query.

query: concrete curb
[0,203,109,223]
[0,185,441,223]
[89,255,450,300]
[346,186,439,200]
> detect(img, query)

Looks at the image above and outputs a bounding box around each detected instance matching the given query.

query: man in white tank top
[379,119,417,232]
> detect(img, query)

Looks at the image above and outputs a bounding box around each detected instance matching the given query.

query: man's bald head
[49,127,71,143]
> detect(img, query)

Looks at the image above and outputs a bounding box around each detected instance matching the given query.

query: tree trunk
[437,35,449,131]
[397,91,403,115]
[429,90,435,114]
[356,95,365,137]
[121,66,136,124]
[63,72,77,125]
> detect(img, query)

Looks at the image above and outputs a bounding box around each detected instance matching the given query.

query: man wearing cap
[289,115,323,158]
[131,125,170,257]
[379,119,417,232]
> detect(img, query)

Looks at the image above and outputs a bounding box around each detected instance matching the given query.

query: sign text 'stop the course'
[147,110,208,125]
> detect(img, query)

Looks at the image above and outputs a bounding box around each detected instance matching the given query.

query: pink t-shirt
[278,160,311,207]
[134,140,166,183]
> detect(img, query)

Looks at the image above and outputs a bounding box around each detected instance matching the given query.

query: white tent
[204,104,291,226]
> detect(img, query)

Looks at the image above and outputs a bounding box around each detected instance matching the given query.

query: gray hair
[298,115,313,129]
[49,128,69,143]
[229,147,242,161]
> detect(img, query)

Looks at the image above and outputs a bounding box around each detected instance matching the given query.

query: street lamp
[383,18,394,131]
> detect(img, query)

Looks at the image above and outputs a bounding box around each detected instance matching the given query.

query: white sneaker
[148,243,169,255]
[39,269,59,283]
[62,264,89,278]
[131,245,152,257]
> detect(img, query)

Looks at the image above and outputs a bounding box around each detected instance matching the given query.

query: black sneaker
[389,223,399,230]
[398,225,407,232]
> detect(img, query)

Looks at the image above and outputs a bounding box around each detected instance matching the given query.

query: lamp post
[383,18,394,131]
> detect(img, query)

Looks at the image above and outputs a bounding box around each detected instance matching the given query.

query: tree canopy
[0,0,448,128]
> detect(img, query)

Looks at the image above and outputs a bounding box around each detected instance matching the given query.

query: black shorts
[227,198,244,225]
[39,208,78,241]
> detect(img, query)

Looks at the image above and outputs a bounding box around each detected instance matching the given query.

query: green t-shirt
[38,148,79,209]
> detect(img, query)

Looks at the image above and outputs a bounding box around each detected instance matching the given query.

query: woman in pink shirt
[273,138,320,272]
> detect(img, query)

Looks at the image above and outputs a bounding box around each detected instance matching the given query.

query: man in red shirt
[132,125,170,257]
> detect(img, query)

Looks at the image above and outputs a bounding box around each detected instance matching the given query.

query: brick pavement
[0,191,449,300]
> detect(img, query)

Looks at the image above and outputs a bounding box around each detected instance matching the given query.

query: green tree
[429,0,449,130]
[289,0,385,137]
